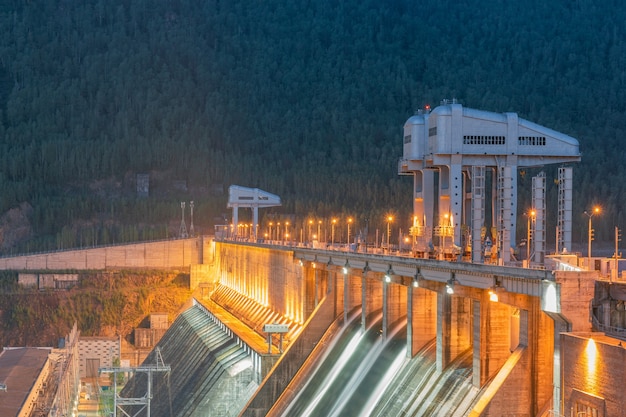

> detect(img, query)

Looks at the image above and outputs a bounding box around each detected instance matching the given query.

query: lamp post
[584,206,600,270]
[347,217,353,247]
[526,209,536,263]
[387,215,393,254]
[331,219,337,247]
[308,219,313,244]
[317,220,322,242]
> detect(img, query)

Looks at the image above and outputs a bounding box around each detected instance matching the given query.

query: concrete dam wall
[0,237,207,270]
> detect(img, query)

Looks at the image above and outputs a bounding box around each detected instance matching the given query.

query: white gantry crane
[399,100,581,265]
[227,185,281,240]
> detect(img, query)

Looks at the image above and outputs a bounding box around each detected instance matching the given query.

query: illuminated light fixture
[541,277,559,313]
[413,269,423,288]
[342,260,351,275]
[489,277,504,302]
[385,266,394,283]
[446,274,455,294]
[299,259,304,267]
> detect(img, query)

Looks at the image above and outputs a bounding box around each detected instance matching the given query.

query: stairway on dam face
[211,284,303,346]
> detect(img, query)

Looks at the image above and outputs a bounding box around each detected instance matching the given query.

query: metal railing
[591,314,626,340]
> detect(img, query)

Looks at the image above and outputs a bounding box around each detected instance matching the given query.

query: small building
[0,347,52,417]
[134,313,169,349]
[18,273,79,290]
[78,336,121,379]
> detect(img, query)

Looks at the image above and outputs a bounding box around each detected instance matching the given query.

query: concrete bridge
[0,237,594,416]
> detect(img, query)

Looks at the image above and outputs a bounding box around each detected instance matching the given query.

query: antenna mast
[179,202,188,238]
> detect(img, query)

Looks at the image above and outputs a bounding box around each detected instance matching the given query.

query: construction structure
[228,185,281,240]
[398,100,581,265]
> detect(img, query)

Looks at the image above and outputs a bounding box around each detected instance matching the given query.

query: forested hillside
[0,0,625,253]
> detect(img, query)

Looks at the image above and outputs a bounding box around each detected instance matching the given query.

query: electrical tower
[99,347,171,417]
[189,201,195,237]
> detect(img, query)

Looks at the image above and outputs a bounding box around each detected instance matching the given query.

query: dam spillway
[119,302,259,417]
[112,240,566,416]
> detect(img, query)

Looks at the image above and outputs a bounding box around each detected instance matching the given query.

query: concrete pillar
[473,294,515,387]
[361,270,367,332]
[423,169,436,234]
[450,158,464,247]
[437,291,472,373]
[314,268,319,307]
[437,291,451,373]
[304,265,317,319]
[362,275,383,332]
[408,287,437,357]
[329,268,338,318]
[407,284,413,358]
[472,300,481,387]
[414,169,436,253]
[386,282,406,335]
[232,205,239,237]
[557,167,574,253]
[548,313,571,417]
[343,269,349,324]
[450,295,473,360]
[382,278,389,340]
[342,269,362,324]
[498,165,513,264]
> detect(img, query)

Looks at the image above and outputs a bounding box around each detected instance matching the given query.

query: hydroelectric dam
[0,236,594,416]
[0,102,595,416]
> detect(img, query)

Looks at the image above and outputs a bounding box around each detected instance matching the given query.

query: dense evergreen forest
[0,0,625,254]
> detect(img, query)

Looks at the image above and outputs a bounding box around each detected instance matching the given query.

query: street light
[347,217,353,246]
[584,206,601,270]
[387,215,393,253]
[308,219,313,243]
[526,209,536,263]
[331,218,337,247]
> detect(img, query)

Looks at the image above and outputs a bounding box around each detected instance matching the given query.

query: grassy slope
[0,270,192,347]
